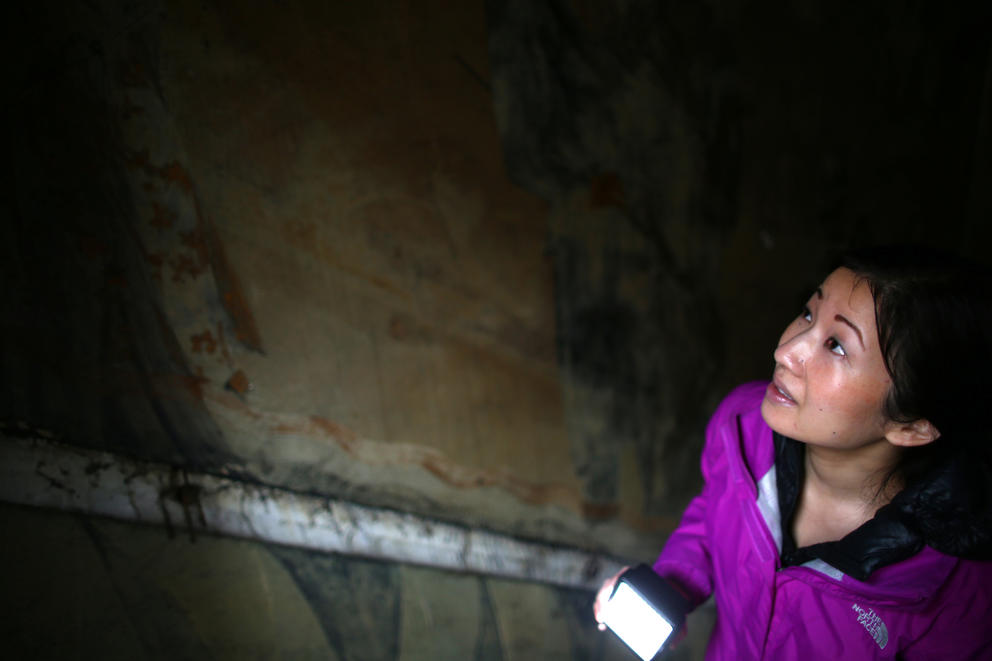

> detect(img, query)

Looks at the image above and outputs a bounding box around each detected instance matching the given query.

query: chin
[759,399,779,428]
[760,401,797,439]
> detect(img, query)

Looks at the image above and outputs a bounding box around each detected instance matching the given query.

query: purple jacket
[654,382,992,659]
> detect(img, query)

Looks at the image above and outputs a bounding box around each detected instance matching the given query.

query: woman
[594,247,992,659]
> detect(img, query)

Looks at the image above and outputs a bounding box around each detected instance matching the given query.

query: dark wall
[6,0,990,553]
[2,2,990,658]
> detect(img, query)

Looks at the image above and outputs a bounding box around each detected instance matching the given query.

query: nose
[774,327,812,374]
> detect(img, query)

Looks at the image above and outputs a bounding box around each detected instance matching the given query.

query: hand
[592,566,629,631]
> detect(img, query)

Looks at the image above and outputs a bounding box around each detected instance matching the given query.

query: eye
[801,306,812,322]
[825,337,846,357]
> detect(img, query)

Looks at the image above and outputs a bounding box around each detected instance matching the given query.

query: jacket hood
[892,450,992,561]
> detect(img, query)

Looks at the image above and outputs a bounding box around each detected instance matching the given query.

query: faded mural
[6,0,659,557]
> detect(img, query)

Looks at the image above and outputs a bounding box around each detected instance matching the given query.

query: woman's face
[761,267,894,449]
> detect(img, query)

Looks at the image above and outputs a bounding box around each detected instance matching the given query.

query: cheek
[802,365,862,417]
[828,378,891,427]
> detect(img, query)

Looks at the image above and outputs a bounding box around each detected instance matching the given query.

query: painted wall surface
[6,0,661,561]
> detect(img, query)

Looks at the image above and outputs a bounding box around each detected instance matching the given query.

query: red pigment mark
[588,172,625,209]
[190,330,218,354]
[308,416,358,444]
[126,150,264,353]
[150,201,177,229]
[271,416,359,454]
[126,152,194,196]
[170,252,206,283]
[220,286,263,350]
[225,369,251,395]
[172,163,263,351]
[417,453,566,507]
[180,229,209,268]
[158,228,209,283]
[161,161,195,195]
[183,368,210,400]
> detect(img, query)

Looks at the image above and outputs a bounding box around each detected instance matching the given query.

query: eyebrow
[815,287,866,350]
[835,315,866,350]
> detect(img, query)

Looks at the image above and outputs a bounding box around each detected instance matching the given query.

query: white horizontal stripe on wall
[0,434,625,590]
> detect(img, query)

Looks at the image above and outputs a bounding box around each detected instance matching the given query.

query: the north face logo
[852,603,888,650]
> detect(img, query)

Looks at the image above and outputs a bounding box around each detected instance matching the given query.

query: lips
[767,376,798,406]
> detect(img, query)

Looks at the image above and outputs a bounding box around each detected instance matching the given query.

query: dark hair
[838,246,992,487]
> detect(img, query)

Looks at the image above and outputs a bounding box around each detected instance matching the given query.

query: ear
[884,419,940,447]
